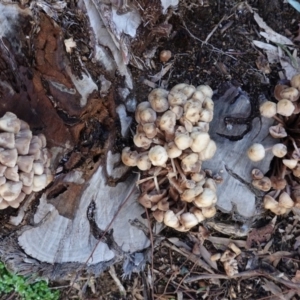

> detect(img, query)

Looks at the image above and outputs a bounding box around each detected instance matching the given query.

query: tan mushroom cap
[194,188,217,208]
[0,132,15,149]
[17,155,34,173]
[0,112,21,133]
[196,85,213,98]
[121,147,138,167]
[0,181,23,201]
[190,131,210,153]
[0,149,18,167]
[180,212,199,229]
[277,99,295,116]
[259,101,277,118]
[148,145,168,167]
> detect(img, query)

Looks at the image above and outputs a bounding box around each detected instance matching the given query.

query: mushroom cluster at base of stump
[0,112,53,209]
[247,73,300,215]
[122,83,219,231]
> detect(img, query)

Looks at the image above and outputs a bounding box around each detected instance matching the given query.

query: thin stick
[109,265,126,296]
[204,15,227,44]
[145,208,154,300]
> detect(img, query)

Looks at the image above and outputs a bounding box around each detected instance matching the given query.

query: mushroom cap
[168,91,187,107]
[269,123,287,139]
[152,210,164,222]
[4,166,19,182]
[139,108,157,124]
[252,177,272,192]
[0,112,21,133]
[180,212,199,229]
[121,148,139,167]
[148,88,169,112]
[201,206,217,218]
[196,85,213,98]
[203,178,217,193]
[282,159,297,169]
[163,210,180,228]
[194,188,217,208]
[192,91,206,103]
[202,98,214,111]
[263,195,278,210]
[291,74,300,90]
[0,181,23,201]
[17,155,34,173]
[278,192,294,209]
[189,207,205,222]
[0,132,15,149]
[148,145,168,166]
[247,143,265,162]
[277,99,295,116]
[190,132,210,153]
[181,186,203,202]
[272,143,287,158]
[136,153,152,170]
[0,149,18,168]
[135,102,151,123]
[199,109,213,122]
[174,134,193,150]
[143,123,157,139]
[181,153,200,173]
[280,87,299,102]
[259,101,277,118]
[160,50,172,63]
[197,140,217,161]
[165,142,182,158]
[159,111,176,133]
[251,168,264,180]
[170,105,183,120]
[133,133,152,149]
[32,174,48,192]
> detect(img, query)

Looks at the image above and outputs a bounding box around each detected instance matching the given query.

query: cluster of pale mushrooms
[122,83,218,232]
[247,73,300,215]
[0,112,53,209]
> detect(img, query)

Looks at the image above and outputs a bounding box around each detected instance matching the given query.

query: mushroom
[247,143,265,162]
[143,123,157,139]
[291,74,300,89]
[277,99,295,116]
[199,109,213,122]
[0,149,18,168]
[252,177,272,192]
[180,212,199,229]
[0,112,21,133]
[32,174,48,192]
[0,132,15,149]
[121,147,139,166]
[189,207,205,222]
[259,101,277,118]
[168,91,187,107]
[148,146,168,167]
[33,161,44,175]
[278,192,294,209]
[160,50,172,63]
[197,140,217,161]
[165,142,182,158]
[135,102,151,123]
[184,100,202,123]
[163,210,180,228]
[137,153,152,170]
[4,166,19,182]
[0,181,23,201]
[280,87,299,102]
[194,188,217,208]
[272,143,287,158]
[196,85,213,98]
[181,185,203,202]
[170,106,183,120]
[282,159,297,169]
[174,133,193,150]
[181,153,201,173]
[19,171,34,186]
[269,123,287,139]
[133,133,152,149]
[148,88,169,112]
[192,91,206,103]
[201,206,217,218]
[159,110,176,141]
[190,132,210,153]
[139,108,157,124]
[17,156,34,173]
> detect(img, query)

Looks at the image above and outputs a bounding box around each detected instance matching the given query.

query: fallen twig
[109,265,126,296]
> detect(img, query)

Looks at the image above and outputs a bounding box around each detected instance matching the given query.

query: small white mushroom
[291,74,300,89]
[163,210,180,228]
[174,133,192,150]
[139,108,157,124]
[135,102,151,123]
[148,145,168,166]
[32,174,48,192]
[0,177,6,186]
[168,91,187,107]
[4,166,19,182]
[180,212,199,229]
[196,85,214,98]
[202,206,217,218]
[165,142,182,158]
[37,133,47,148]
[33,161,44,175]
[202,98,214,111]
[247,143,265,162]
[0,181,23,201]
[17,156,34,173]
[160,50,172,62]
[133,133,152,149]
[143,123,157,139]
[19,171,34,186]
[121,147,139,167]
[194,188,217,208]
[0,149,18,167]
[277,99,295,116]
[159,111,176,140]
[0,165,7,177]
[282,159,297,169]
[181,153,201,173]
[148,88,169,112]
[170,106,183,120]
[0,132,15,149]
[9,192,26,208]
[192,91,206,103]
[181,186,203,202]
[259,101,277,118]
[197,140,217,161]
[189,207,205,222]
[199,109,213,122]
[203,178,217,193]
[15,137,32,155]
[280,87,299,102]
[278,192,294,209]
[0,199,9,209]
[272,143,287,158]
[0,112,21,133]
[136,153,152,170]
[22,184,33,195]
[190,132,210,153]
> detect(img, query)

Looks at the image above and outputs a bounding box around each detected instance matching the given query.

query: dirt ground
[55,1,300,299]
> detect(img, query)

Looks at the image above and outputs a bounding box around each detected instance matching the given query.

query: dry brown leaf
[207,236,246,250]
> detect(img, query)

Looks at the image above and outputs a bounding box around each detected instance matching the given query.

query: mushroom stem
[168,175,184,194]
[272,115,284,125]
[170,158,177,179]
[289,136,300,157]
[174,158,188,182]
